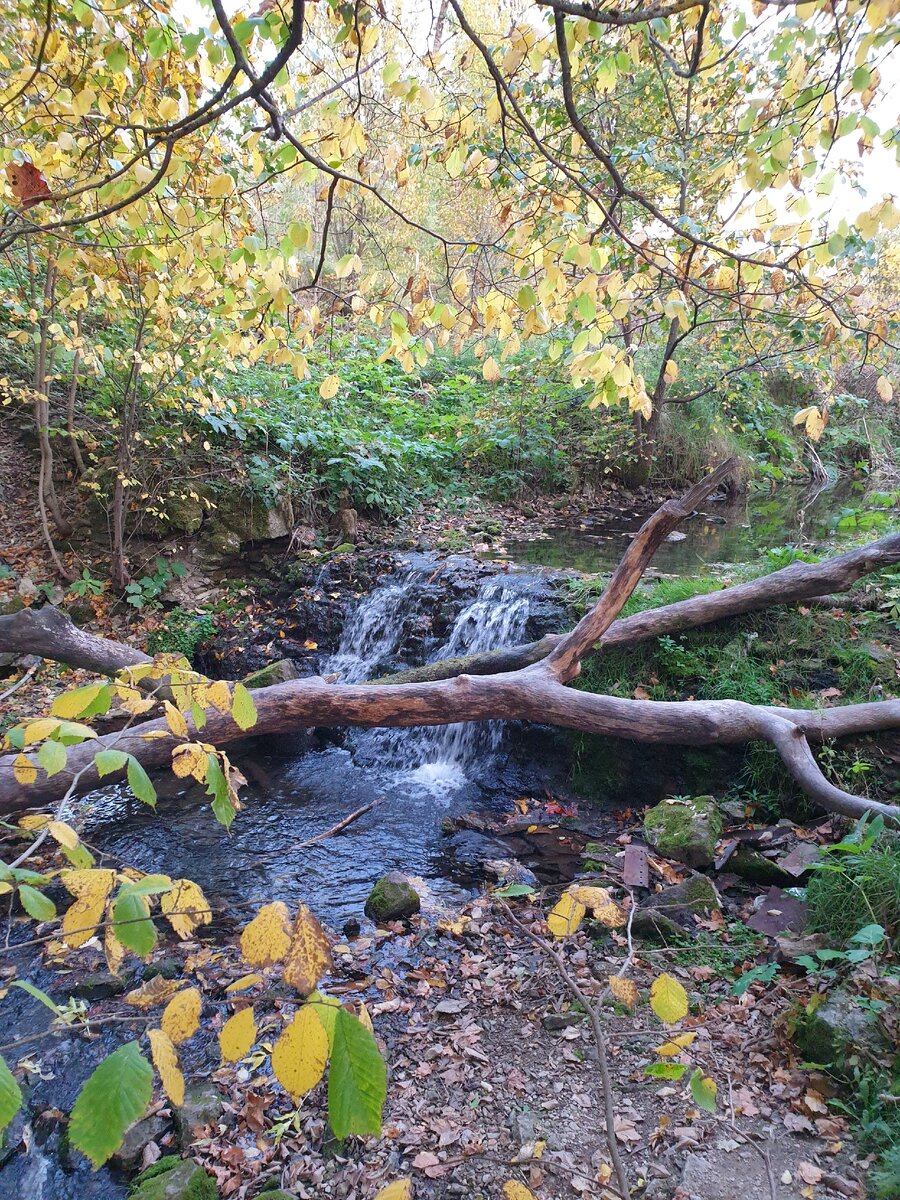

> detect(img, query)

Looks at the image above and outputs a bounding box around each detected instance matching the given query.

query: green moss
[130,1160,218,1200]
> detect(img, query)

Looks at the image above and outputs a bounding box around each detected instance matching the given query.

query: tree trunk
[1,462,898,825]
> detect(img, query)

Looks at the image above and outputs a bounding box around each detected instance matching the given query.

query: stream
[77,478,895,925]
[1,479,896,1198]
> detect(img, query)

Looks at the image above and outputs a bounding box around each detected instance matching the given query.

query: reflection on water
[504,480,892,575]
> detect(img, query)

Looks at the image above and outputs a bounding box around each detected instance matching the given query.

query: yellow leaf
[148,1027,185,1106]
[650,972,689,1025]
[48,820,79,849]
[283,904,334,997]
[804,407,826,441]
[608,976,640,1009]
[547,892,586,939]
[51,683,106,719]
[663,359,679,384]
[105,910,127,975]
[570,885,626,928]
[208,173,235,198]
[655,1031,696,1056]
[60,870,117,947]
[375,1183,413,1200]
[271,1004,329,1101]
[319,374,341,400]
[18,814,50,831]
[482,356,501,382]
[503,1184,537,1200]
[161,985,201,1044]
[163,701,188,739]
[13,754,37,785]
[206,680,232,714]
[125,976,185,1009]
[225,973,263,993]
[240,901,292,967]
[357,1001,374,1034]
[171,743,208,782]
[160,879,211,939]
[21,718,61,745]
[875,375,893,402]
[219,1006,257,1063]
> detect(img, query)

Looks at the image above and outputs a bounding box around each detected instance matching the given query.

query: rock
[129,1159,219,1200]
[482,859,538,887]
[630,907,681,940]
[111,1114,168,1170]
[745,886,806,936]
[173,1082,227,1149]
[656,873,722,918]
[71,971,128,1000]
[242,659,300,689]
[680,1144,800,1199]
[542,1010,584,1031]
[729,845,793,886]
[858,640,896,680]
[255,1191,297,1199]
[364,872,421,923]
[644,796,722,869]
[143,956,183,981]
[793,986,890,1063]
[507,1109,539,1144]
[165,493,206,535]
[204,485,294,553]
[775,933,826,969]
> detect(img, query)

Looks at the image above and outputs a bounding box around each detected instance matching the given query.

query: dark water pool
[504,480,896,575]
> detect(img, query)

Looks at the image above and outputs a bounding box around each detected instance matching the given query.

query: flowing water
[78,559,563,926]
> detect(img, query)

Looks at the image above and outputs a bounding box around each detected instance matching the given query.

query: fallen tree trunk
[1,461,898,824]
[4,533,898,686]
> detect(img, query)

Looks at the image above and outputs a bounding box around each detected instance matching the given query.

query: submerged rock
[129,1158,218,1199]
[364,872,421,922]
[643,795,722,868]
[71,970,128,1000]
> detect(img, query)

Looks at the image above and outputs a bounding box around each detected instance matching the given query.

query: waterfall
[325,566,424,684]
[328,566,535,791]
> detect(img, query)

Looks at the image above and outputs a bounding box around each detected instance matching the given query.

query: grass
[805,835,900,946]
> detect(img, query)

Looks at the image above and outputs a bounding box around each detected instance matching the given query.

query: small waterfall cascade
[325,566,425,683]
[330,566,536,790]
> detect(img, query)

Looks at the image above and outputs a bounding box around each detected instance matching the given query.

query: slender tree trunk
[32,258,74,580]
[65,314,85,476]
[110,323,145,592]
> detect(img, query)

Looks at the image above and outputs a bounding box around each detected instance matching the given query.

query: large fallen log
[1,462,898,824]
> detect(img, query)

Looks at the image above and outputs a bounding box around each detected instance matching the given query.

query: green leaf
[69,1042,153,1167]
[95,749,128,778]
[126,756,157,807]
[327,1007,386,1139]
[0,1055,23,1134]
[103,41,128,72]
[10,979,61,1015]
[111,892,157,956]
[117,875,172,899]
[230,683,257,731]
[205,754,234,830]
[493,882,535,898]
[37,739,67,777]
[307,991,341,1047]
[851,923,885,947]
[61,842,95,869]
[18,884,57,922]
[689,1067,717,1113]
[645,1062,687,1080]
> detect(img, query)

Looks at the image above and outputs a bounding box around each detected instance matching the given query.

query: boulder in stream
[364,872,421,922]
[174,1082,229,1149]
[643,795,722,868]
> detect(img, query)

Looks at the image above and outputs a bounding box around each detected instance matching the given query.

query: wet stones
[173,1082,228,1150]
[643,796,723,869]
[364,872,421,923]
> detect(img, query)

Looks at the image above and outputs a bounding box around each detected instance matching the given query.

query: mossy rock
[204,486,294,550]
[130,1160,218,1200]
[242,659,300,689]
[364,872,421,923]
[656,873,721,917]
[643,796,722,868]
[730,845,792,886]
[165,494,206,535]
[793,987,890,1064]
